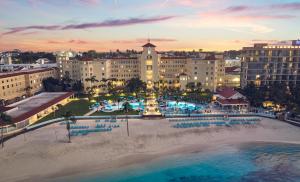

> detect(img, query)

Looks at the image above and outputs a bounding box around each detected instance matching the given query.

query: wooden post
[1,127,4,148]
[126,116,129,137]
[67,121,71,143]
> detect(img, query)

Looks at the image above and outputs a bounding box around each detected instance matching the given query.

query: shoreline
[49,139,300,182]
[1,117,300,182]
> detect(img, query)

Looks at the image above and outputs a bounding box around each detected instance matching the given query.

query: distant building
[241,40,300,88]
[0,68,58,103]
[57,42,225,92]
[36,58,51,64]
[0,54,13,65]
[224,66,241,88]
[225,59,241,67]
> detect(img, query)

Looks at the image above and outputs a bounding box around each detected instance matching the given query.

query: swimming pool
[166,101,204,111]
[102,102,144,111]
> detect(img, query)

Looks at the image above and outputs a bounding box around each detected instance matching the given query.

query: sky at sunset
[0,0,300,52]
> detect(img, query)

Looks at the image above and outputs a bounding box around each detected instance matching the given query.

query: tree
[195,82,202,92]
[24,86,33,97]
[122,101,131,113]
[122,102,131,136]
[85,75,99,89]
[42,77,63,92]
[0,112,12,148]
[62,111,76,143]
[62,71,72,91]
[186,82,196,92]
[269,82,288,107]
[241,82,262,107]
[72,81,84,97]
[85,76,99,99]
[289,85,300,112]
[125,78,146,94]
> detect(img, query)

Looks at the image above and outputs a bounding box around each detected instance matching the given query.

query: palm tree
[0,112,12,148]
[54,104,63,117]
[117,98,121,110]
[86,86,97,101]
[85,75,99,91]
[62,111,76,143]
[123,101,131,136]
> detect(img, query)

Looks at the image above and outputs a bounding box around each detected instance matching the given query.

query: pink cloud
[47,40,90,44]
[2,16,175,35]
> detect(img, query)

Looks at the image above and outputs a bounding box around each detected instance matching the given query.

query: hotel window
[147,65,152,70]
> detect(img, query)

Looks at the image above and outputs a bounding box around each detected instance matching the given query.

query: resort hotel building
[241,40,300,88]
[57,42,225,93]
[0,68,58,103]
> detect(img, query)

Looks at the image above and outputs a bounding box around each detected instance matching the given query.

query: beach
[0,117,300,182]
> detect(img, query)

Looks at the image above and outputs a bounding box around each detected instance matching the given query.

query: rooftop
[0,92,73,126]
[217,87,239,99]
[142,42,156,48]
[0,68,55,79]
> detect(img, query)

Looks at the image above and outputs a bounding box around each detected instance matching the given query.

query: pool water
[166,101,203,111]
[102,102,144,111]
[75,143,300,182]
[129,102,144,110]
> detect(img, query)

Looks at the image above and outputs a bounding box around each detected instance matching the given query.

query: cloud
[61,16,175,30]
[68,40,88,44]
[2,16,175,35]
[47,39,89,44]
[236,14,295,20]
[78,0,100,5]
[3,25,61,35]
[27,0,100,6]
[223,5,250,13]
[271,2,300,10]
[195,2,300,34]
[221,2,300,15]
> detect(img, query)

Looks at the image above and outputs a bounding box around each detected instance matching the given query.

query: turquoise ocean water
[71,143,300,182]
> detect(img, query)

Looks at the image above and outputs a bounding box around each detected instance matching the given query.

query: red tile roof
[0,68,56,79]
[161,57,187,59]
[142,42,156,47]
[0,92,73,126]
[0,106,14,113]
[217,87,238,99]
[110,57,138,60]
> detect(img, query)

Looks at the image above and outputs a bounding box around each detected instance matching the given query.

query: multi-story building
[224,66,241,88]
[57,42,225,92]
[0,68,58,102]
[241,40,300,88]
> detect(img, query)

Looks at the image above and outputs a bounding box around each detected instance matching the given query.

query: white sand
[0,117,300,182]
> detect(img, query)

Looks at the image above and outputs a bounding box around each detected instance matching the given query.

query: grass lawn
[35,99,91,124]
[91,110,140,116]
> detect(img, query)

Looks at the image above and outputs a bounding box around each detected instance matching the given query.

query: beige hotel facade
[57,43,225,92]
[0,68,58,102]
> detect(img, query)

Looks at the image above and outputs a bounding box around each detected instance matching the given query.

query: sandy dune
[0,117,300,182]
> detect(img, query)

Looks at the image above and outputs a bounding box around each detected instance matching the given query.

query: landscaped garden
[91,110,140,116]
[35,99,90,124]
